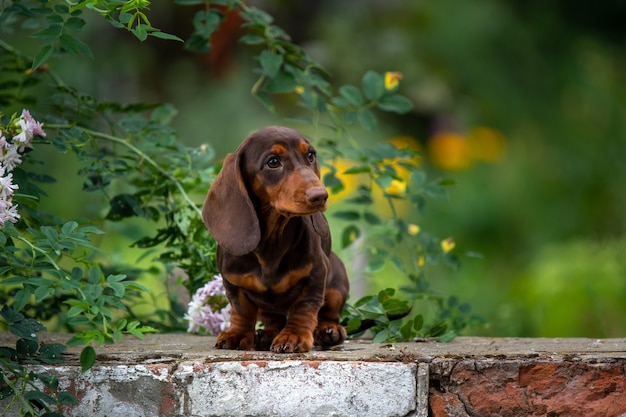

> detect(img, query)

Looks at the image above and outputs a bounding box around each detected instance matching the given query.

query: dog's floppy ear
[310,212,330,240]
[202,152,260,256]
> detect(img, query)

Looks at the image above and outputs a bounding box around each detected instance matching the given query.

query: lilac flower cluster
[185,274,231,335]
[0,110,46,228]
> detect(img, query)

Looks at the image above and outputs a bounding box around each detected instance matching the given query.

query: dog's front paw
[255,328,280,351]
[215,330,255,350]
[314,321,346,347]
[270,330,314,353]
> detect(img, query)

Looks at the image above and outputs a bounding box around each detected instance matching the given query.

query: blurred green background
[8,0,626,337]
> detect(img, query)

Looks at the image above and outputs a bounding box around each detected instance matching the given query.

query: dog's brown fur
[202,126,349,353]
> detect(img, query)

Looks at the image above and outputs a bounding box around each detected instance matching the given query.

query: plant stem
[64,126,203,218]
[15,235,62,272]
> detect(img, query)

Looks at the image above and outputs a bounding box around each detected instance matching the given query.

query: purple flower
[185,275,231,335]
[0,108,46,228]
[13,109,46,151]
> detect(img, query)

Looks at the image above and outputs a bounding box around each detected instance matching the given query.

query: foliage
[0,0,480,414]
[1,306,77,417]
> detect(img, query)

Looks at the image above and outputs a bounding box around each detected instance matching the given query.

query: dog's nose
[306,187,328,207]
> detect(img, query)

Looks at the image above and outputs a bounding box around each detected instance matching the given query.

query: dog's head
[240,126,327,216]
[203,126,330,255]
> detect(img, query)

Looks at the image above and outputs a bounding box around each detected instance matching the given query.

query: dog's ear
[202,152,260,256]
[310,212,330,240]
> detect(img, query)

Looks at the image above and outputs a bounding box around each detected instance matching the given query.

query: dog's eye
[267,156,281,168]
[307,151,316,164]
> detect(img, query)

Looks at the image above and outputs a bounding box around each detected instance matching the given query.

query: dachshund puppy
[202,126,349,353]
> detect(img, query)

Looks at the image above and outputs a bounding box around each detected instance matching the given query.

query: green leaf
[413,315,424,332]
[193,10,221,38]
[363,211,381,225]
[12,289,31,313]
[109,282,125,297]
[239,33,266,45]
[34,285,53,301]
[367,255,386,272]
[259,49,283,78]
[341,224,361,248]
[372,329,390,343]
[428,321,448,338]
[346,194,373,205]
[54,3,69,14]
[150,31,184,42]
[357,109,377,131]
[330,96,350,108]
[61,221,78,236]
[88,266,101,284]
[333,210,360,221]
[46,14,64,24]
[377,94,414,114]
[57,391,79,405]
[67,305,85,317]
[361,71,385,101]
[32,45,53,70]
[39,374,59,390]
[323,172,344,194]
[16,338,39,356]
[437,330,457,343]
[339,85,364,106]
[80,346,96,372]
[132,24,148,41]
[263,71,297,93]
[389,255,405,272]
[65,16,86,31]
[401,318,416,340]
[31,24,62,41]
[185,33,211,53]
[343,166,371,175]
[59,33,94,59]
[9,318,45,340]
[25,390,56,405]
[345,111,358,125]
[344,317,362,334]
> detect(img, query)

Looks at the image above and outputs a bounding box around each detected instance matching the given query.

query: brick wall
[1,334,625,417]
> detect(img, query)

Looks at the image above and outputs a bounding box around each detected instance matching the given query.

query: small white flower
[0,199,19,228]
[0,171,18,200]
[1,144,22,172]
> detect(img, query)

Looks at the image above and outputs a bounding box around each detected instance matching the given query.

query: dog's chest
[222,253,314,294]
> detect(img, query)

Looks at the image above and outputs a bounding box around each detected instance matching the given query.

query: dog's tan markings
[298,139,310,155]
[271,263,314,293]
[270,144,288,156]
[226,273,267,293]
[318,288,345,320]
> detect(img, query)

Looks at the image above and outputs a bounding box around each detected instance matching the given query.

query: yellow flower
[294,85,305,95]
[384,72,403,90]
[467,126,506,163]
[418,256,425,267]
[385,179,406,196]
[407,224,420,236]
[428,131,471,171]
[441,237,456,254]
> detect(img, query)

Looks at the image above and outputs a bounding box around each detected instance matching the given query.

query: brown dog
[202,126,349,353]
